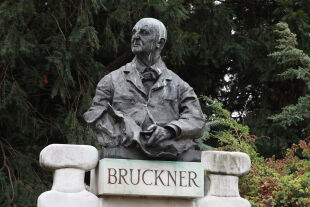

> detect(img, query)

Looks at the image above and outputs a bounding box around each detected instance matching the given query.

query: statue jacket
[84,58,206,158]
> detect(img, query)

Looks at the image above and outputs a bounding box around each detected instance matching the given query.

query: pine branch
[0,139,14,201]
[268,22,310,127]
[0,58,11,89]
[51,13,67,41]
[104,50,134,72]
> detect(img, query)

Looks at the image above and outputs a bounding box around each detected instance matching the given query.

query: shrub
[200,96,310,206]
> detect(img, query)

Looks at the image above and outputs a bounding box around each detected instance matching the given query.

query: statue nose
[132,33,141,40]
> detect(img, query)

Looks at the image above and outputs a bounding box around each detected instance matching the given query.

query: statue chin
[131,47,144,55]
[131,45,154,56]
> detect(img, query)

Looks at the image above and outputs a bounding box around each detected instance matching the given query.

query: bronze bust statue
[84,18,206,161]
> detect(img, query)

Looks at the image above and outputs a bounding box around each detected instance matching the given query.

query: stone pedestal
[99,196,195,207]
[90,158,204,207]
[37,145,251,207]
[197,151,251,207]
[37,144,100,207]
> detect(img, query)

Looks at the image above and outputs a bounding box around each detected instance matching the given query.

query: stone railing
[37,144,251,207]
[198,151,251,207]
[37,144,100,207]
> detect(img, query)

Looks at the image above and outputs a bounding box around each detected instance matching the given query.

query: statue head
[131,18,167,58]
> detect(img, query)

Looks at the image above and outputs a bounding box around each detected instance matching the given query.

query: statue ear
[157,38,166,49]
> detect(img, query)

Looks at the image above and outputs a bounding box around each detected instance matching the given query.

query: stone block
[39,144,98,171]
[196,196,251,207]
[207,174,239,197]
[92,158,204,198]
[37,190,99,207]
[51,168,85,193]
[37,144,100,207]
[201,151,251,176]
[99,196,195,207]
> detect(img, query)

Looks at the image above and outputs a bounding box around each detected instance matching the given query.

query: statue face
[131,21,157,55]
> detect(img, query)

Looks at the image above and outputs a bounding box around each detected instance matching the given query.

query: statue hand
[146,124,173,146]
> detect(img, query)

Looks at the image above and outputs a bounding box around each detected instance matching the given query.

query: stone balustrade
[197,151,251,207]
[37,144,100,207]
[37,145,251,207]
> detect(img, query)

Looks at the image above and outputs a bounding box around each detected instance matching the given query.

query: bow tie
[140,67,159,81]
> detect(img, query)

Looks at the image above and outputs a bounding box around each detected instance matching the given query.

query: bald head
[134,18,167,43]
[131,18,167,64]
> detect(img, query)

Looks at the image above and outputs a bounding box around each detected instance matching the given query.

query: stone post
[37,144,100,207]
[197,151,251,207]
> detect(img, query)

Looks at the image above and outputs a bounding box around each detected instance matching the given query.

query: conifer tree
[1,0,310,205]
[269,22,310,136]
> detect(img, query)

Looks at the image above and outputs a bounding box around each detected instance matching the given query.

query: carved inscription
[98,158,204,197]
[107,168,199,187]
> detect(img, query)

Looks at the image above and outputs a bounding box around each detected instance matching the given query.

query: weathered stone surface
[39,144,98,171]
[198,151,252,207]
[92,158,204,198]
[37,144,100,207]
[37,168,100,207]
[37,190,99,207]
[90,167,99,195]
[100,196,195,207]
[196,196,251,207]
[201,151,251,176]
[207,174,239,197]
[52,168,85,193]
[37,145,252,207]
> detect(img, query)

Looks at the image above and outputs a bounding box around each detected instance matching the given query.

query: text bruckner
[107,168,199,187]
[96,159,204,198]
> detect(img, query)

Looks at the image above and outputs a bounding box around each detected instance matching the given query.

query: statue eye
[140,29,149,35]
[132,29,137,35]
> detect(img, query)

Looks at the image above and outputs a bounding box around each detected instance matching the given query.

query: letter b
[108,168,117,184]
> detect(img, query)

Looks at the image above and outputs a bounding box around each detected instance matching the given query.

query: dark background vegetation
[0,0,309,206]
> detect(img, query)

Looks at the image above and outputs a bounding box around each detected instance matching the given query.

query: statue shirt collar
[132,56,164,76]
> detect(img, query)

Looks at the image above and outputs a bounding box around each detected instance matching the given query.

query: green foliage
[232,0,310,157]
[1,0,310,206]
[200,96,310,207]
[200,96,262,166]
[0,0,104,206]
[268,22,310,132]
[264,141,310,207]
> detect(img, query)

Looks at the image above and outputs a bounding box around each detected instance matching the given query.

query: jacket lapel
[151,60,172,91]
[123,62,147,96]
[123,58,172,95]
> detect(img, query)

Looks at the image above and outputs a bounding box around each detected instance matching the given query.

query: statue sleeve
[166,81,206,139]
[83,74,114,124]
[83,73,142,148]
